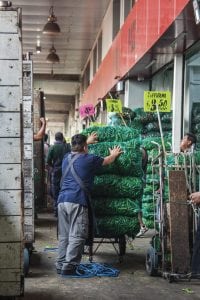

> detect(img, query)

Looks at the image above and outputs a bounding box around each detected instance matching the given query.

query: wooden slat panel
[0,283,22,296]
[0,190,21,215]
[24,128,33,143]
[24,192,33,209]
[23,99,32,113]
[0,164,21,189]
[23,112,32,128]
[0,269,21,282]
[24,215,33,226]
[0,216,22,242]
[0,243,21,268]
[0,86,21,111]
[24,145,32,160]
[24,160,33,178]
[0,11,18,33]
[0,61,21,85]
[168,170,191,273]
[0,113,20,137]
[24,177,32,191]
[0,138,20,163]
[24,227,33,242]
[0,34,20,59]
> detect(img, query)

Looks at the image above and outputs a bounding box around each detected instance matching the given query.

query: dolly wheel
[24,247,30,276]
[146,246,158,276]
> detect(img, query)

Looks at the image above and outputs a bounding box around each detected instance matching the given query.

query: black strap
[60,153,81,188]
[60,153,97,245]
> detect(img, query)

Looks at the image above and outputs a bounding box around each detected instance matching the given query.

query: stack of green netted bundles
[83,126,143,238]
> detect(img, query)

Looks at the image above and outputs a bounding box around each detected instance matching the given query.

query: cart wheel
[119,236,126,256]
[146,246,158,276]
[24,247,30,277]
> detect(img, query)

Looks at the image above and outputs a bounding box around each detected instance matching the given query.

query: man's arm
[103,146,123,166]
[34,117,46,141]
[190,192,200,204]
[86,132,98,145]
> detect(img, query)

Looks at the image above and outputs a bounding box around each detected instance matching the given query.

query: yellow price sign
[106,99,122,113]
[90,122,105,127]
[144,91,171,112]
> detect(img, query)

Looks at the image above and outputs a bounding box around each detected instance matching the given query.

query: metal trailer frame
[145,143,200,282]
[87,235,126,263]
[0,5,24,297]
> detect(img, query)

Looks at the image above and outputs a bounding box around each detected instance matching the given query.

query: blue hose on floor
[61,262,120,278]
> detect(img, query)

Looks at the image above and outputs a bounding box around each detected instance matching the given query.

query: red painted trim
[81,0,190,106]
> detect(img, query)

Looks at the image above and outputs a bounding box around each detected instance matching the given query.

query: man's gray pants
[56,202,88,271]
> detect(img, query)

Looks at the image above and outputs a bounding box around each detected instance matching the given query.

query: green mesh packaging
[132,108,158,124]
[144,122,172,133]
[88,140,143,176]
[142,136,172,151]
[96,216,140,238]
[83,126,140,142]
[93,197,141,217]
[93,174,143,199]
[142,218,154,229]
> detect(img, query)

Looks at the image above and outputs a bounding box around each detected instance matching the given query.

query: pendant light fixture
[43,6,61,35]
[46,45,60,63]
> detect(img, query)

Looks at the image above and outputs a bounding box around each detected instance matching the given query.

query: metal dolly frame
[145,143,200,282]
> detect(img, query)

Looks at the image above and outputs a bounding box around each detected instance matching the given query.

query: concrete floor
[21,213,200,300]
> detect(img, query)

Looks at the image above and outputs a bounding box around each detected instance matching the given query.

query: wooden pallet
[168,170,191,273]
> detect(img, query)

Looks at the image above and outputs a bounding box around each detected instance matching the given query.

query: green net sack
[133,108,158,124]
[144,122,172,133]
[142,136,172,151]
[192,103,200,117]
[93,174,143,199]
[160,112,172,123]
[107,107,136,127]
[96,216,140,238]
[93,197,141,217]
[143,218,154,229]
[88,140,143,176]
[83,126,140,142]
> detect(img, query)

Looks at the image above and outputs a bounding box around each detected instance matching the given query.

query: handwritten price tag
[106,99,122,113]
[79,104,95,118]
[144,91,171,112]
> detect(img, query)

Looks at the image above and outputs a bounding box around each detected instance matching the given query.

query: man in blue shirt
[56,132,122,276]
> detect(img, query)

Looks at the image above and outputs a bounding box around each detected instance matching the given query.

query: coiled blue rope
[61,262,120,278]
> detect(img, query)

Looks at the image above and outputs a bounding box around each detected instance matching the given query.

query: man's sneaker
[61,267,85,276]
[136,226,148,238]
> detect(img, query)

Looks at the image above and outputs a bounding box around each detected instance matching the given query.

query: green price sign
[106,99,122,113]
[144,91,171,112]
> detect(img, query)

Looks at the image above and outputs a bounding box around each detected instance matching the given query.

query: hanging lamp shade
[46,45,60,63]
[43,6,61,35]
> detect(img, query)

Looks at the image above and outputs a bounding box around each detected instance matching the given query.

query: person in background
[180,132,197,152]
[34,117,46,141]
[56,133,122,276]
[47,132,71,217]
[136,147,149,237]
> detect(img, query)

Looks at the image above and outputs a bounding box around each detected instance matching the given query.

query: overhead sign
[106,99,122,113]
[79,104,95,118]
[144,91,171,112]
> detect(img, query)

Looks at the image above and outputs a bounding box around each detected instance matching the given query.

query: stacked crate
[23,60,34,245]
[0,7,24,297]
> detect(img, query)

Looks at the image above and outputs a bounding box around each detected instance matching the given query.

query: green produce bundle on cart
[83,125,143,238]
